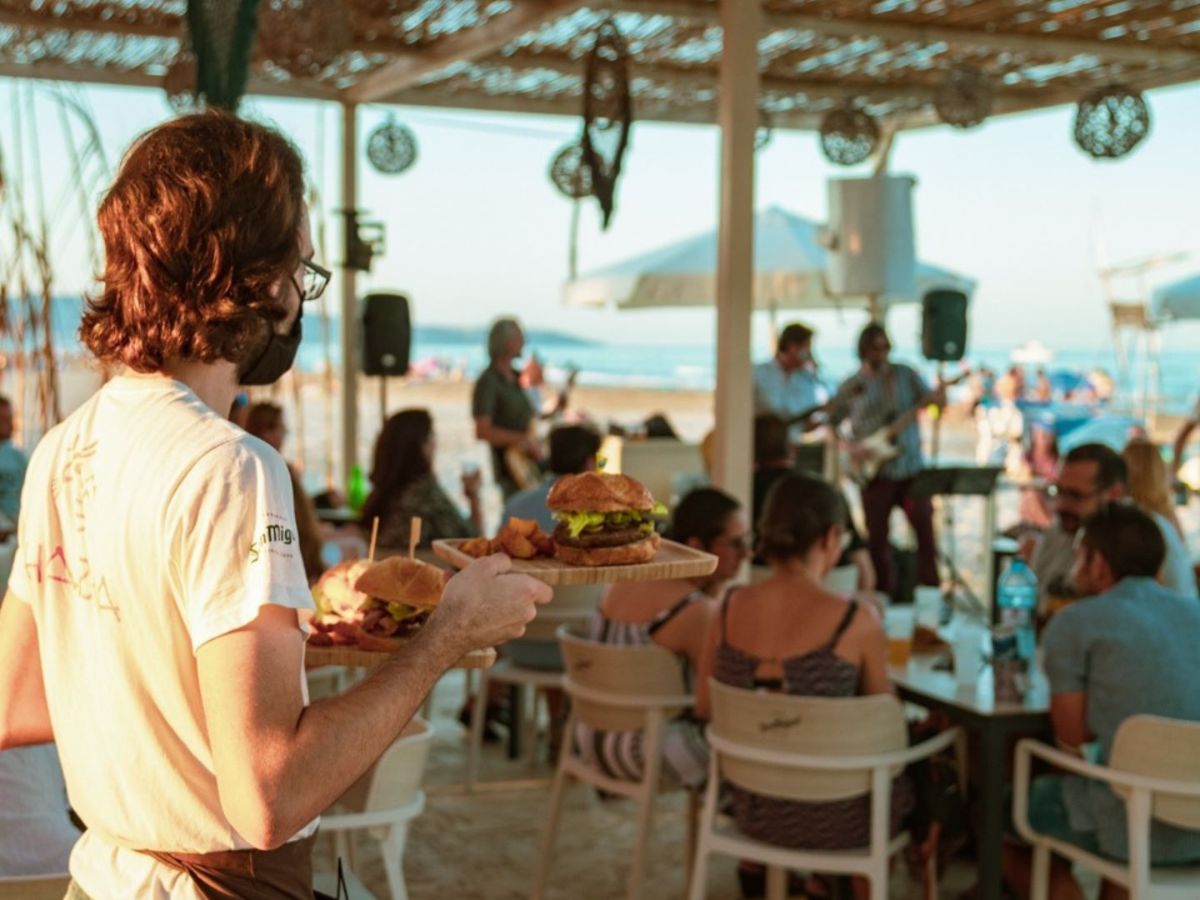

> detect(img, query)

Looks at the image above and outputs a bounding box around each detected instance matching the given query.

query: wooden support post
[711,0,761,509]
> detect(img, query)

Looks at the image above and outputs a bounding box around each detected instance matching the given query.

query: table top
[891,653,1050,720]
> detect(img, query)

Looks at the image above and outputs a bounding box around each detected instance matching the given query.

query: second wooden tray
[432,537,718,586]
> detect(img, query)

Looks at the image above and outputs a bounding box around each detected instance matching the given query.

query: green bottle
[347,463,367,515]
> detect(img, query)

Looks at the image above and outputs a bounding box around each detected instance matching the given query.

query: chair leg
[765,866,787,900]
[524,685,541,771]
[378,824,410,900]
[685,790,699,873]
[686,847,710,900]
[868,862,888,900]
[1030,845,1050,900]
[532,709,575,900]
[465,670,489,792]
[627,713,665,900]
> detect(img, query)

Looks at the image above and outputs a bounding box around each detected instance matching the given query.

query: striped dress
[714,592,913,850]
[575,591,710,790]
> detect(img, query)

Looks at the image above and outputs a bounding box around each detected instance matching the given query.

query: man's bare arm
[1049,691,1091,753]
[0,592,53,749]
[198,554,550,849]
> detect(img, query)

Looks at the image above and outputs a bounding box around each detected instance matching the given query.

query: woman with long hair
[361,409,481,550]
[576,487,750,791]
[1123,438,1183,536]
[696,472,907,900]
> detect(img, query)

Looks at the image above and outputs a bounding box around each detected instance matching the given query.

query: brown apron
[139,834,323,899]
[65,833,340,899]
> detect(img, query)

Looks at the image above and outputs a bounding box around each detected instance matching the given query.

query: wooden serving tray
[305,644,496,670]
[432,537,718,586]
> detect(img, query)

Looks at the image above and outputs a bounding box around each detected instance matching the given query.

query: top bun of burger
[354,556,444,608]
[547,472,655,514]
[547,472,664,567]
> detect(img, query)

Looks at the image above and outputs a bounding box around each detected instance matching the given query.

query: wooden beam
[382,84,826,129]
[346,0,591,103]
[611,0,1200,66]
[0,61,341,101]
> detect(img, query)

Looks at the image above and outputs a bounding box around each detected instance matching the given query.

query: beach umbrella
[1150,272,1200,322]
[562,206,975,312]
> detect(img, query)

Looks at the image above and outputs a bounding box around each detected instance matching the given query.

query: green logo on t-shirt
[249,522,295,563]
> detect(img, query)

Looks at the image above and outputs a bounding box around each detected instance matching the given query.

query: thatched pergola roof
[3,0,1200,129]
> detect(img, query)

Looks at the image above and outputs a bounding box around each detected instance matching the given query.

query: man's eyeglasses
[298,259,331,303]
[1046,484,1100,503]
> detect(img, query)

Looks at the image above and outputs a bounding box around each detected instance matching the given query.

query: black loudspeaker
[921,289,969,362]
[361,292,411,376]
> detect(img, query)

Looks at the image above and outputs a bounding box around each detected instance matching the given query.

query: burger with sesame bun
[548,472,667,566]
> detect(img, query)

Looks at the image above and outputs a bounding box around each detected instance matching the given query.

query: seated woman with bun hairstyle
[575,487,751,790]
[696,472,909,898]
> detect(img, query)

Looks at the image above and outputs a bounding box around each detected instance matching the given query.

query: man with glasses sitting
[1026,443,1197,614]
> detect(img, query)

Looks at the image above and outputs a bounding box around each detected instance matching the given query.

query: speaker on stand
[361,292,413,427]
[921,288,969,465]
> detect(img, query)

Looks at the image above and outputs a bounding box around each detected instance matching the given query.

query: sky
[4,76,1200,361]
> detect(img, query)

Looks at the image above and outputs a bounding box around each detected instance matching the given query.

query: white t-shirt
[8,374,316,899]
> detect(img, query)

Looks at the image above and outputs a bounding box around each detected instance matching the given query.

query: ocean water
[21,298,1200,413]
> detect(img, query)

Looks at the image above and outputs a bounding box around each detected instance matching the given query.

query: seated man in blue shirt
[1005,502,1200,900]
[502,424,601,531]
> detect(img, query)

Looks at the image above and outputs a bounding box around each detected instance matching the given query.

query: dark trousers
[861,476,938,595]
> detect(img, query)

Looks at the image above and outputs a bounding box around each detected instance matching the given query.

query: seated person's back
[578,488,749,789]
[1041,502,1200,865]
[697,472,906,854]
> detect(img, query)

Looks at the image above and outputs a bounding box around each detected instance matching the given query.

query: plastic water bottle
[996,558,1038,661]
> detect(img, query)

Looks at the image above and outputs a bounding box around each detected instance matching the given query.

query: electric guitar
[501,367,580,490]
[847,370,970,484]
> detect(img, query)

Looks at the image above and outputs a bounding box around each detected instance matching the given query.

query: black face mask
[239,305,302,386]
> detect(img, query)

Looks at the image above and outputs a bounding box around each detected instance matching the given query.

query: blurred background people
[1123,438,1184,537]
[473,318,540,499]
[243,402,325,582]
[362,408,481,551]
[0,395,26,534]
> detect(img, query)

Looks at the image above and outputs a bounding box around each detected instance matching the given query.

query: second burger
[547,471,666,566]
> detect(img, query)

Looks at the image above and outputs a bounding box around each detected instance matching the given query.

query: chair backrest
[822,565,858,594]
[558,625,689,731]
[523,585,603,642]
[709,680,906,802]
[0,874,71,900]
[1110,715,1200,830]
[334,716,434,815]
[609,438,704,509]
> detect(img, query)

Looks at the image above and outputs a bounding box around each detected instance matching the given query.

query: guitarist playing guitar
[828,323,947,598]
[753,322,831,434]
[473,317,543,500]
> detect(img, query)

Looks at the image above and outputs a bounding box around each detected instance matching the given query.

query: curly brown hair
[81,111,306,372]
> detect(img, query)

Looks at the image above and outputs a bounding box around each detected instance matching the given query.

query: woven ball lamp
[935,64,993,129]
[819,105,879,166]
[1073,84,1151,160]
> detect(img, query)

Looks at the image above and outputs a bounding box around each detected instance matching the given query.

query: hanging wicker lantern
[1073,84,1150,160]
[581,16,633,229]
[819,105,879,166]
[163,50,202,115]
[366,117,418,175]
[549,141,593,199]
[257,0,352,78]
[935,64,992,129]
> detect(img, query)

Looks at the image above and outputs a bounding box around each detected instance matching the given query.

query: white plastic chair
[607,437,705,509]
[1013,716,1200,900]
[465,585,600,791]
[689,681,960,900]
[532,624,697,900]
[318,716,435,900]
[0,874,70,900]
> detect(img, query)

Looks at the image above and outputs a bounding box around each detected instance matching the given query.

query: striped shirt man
[831,363,930,480]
